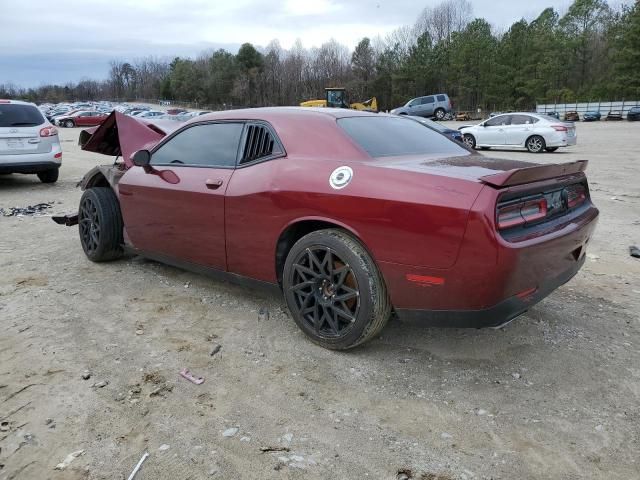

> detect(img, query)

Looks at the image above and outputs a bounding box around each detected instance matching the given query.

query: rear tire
[545,147,559,152]
[37,168,59,183]
[434,108,445,120]
[64,120,75,128]
[283,229,391,350]
[78,187,124,262]
[526,135,545,153]
[463,134,476,149]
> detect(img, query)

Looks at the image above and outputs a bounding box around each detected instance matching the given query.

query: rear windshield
[0,104,45,127]
[338,116,468,158]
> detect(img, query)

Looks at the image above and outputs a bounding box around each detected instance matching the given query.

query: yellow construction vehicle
[300,87,378,112]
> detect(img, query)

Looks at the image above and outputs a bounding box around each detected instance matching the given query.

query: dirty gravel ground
[1,121,639,480]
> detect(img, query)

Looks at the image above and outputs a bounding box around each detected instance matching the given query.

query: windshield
[536,114,563,122]
[338,116,469,158]
[0,104,45,127]
[408,116,447,133]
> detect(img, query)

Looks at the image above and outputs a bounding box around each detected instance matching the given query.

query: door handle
[206,179,223,190]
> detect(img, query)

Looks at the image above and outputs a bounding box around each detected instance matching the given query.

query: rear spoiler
[480,160,588,187]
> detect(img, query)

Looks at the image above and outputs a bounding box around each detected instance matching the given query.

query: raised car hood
[374,154,588,187]
[79,111,176,168]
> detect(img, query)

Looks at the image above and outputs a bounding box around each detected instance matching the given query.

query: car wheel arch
[274,217,371,287]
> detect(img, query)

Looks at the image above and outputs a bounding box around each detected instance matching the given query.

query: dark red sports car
[58,108,598,350]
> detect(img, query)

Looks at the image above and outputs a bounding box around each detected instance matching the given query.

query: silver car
[459,112,577,153]
[0,100,62,183]
[390,93,452,119]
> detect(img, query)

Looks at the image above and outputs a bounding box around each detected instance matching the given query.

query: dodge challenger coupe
[56,108,599,350]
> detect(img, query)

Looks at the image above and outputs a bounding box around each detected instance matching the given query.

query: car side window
[408,98,420,107]
[485,116,510,127]
[422,96,435,104]
[437,95,446,102]
[151,123,244,168]
[509,115,528,125]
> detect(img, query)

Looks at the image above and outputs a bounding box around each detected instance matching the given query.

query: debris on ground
[397,469,413,480]
[0,203,54,217]
[92,380,108,388]
[54,449,84,470]
[81,371,91,380]
[260,446,291,453]
[179,368,204,385]
[158,444,170,451]
[630,246,640,258]
[126,452,149,480]
[210,344,222,357]
[258,308,269,322]
[222,427,239,437]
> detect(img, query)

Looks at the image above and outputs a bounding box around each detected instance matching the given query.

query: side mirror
[132,149,151,168]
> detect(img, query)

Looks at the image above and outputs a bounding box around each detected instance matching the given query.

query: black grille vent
[242,125,275,163]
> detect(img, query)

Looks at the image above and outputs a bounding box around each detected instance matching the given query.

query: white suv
[0,99,62,183]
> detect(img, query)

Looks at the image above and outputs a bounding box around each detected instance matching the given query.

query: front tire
[283,229,391,350]
[463,134,476,149]
[64,120,75,128]
[526,135,545,153]
[78,188,124,262]
[37,168,59,183]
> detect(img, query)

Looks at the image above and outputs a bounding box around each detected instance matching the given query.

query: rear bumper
[395,254,584,328]
[0,160,60,174]
[546,131,577,147]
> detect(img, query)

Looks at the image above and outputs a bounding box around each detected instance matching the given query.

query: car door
[117,121,245,270]
[504,114,535,146]
[477,115,509,145]
[75,112,91,126]
[420,96,436,117]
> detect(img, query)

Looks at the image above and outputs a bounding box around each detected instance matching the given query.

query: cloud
[0,0,632,86]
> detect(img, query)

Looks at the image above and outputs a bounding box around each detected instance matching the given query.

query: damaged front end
[53,111,172,227]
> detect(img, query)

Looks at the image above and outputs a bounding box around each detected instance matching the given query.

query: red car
[57,109,598,350]
[56,110,108,128]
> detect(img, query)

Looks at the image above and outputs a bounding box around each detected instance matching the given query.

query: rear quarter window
[437,95,446,102]
[338,116,469,158]
[0,104,45,127]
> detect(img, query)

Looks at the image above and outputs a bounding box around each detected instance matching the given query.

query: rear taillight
[54,152,62,159]
[551,124,568,132]
[566,184,586,208]
[40,126,58,137]
[497,197,548,230]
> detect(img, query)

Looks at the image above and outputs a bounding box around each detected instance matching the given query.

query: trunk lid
[373,154,587,188]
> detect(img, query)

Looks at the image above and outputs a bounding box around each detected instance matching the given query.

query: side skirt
[123,246,282,297]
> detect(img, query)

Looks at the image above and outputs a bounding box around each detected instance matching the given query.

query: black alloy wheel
[78,187,124,262]
[289,246,360,338]
[283,229,391,350]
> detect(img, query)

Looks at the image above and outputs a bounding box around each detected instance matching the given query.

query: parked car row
[542,108,640,122]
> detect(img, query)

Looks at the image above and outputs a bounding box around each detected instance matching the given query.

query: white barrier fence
[537,100,639,117]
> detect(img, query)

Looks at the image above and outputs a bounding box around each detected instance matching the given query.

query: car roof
[0,99,37,107]
[194,106,385,123]
[191,107,389,159]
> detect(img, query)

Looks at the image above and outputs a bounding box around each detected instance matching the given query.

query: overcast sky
[0,0,631,87]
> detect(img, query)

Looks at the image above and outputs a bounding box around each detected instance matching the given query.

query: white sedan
[460,112,577,153]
